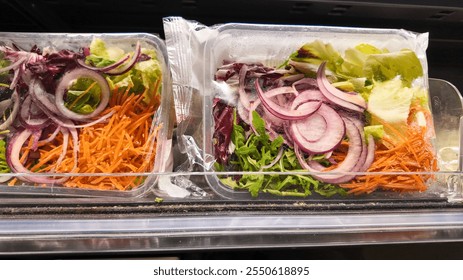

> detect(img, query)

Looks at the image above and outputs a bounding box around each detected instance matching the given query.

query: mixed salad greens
[213,40,437,197]
[0,37,163,190]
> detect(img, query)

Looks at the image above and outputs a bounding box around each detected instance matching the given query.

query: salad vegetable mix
[0,38,162,191]
[213,40,437,197]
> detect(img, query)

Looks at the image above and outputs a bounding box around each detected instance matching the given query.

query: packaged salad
[163,17,450,200]
[0,33,173,197]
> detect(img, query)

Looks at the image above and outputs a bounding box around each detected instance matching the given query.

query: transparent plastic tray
[200,23,460,201]
[0,32,173,198]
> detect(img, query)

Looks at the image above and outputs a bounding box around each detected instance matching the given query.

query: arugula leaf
[240,174,265,197]
[219,109,346,198]
[219,177,239,189]
[314,182,347,197]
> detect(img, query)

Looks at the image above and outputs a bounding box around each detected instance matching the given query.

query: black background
[2,0,463,91]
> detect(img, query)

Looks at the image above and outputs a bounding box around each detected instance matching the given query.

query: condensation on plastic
[162,17,463,201]
[0,32,174,198]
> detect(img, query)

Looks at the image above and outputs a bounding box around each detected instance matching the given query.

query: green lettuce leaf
[65,77,102,114]
[363,49,423,86]
[364,125,385,142]
[86,38,163,104]
[289,40,343,72]
[367,78,414,124]
[86,38,125,67]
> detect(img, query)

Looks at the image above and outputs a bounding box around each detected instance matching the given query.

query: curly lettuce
[86,38,162,103]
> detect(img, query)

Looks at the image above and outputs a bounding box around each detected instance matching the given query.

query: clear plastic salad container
[163,18,461,201]
[0,32,173,198]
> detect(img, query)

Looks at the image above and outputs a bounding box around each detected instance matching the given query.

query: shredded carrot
[339,124,438,195]
[22,84,162,191]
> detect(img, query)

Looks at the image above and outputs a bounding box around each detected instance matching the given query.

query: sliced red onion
[62,110,114,128]
[290,103,345,154]
[215,68,233,81]
[77,52,130,73]
[236,101,250,125]
[255,79,321,121]
[262,106,285,130]
[0,175,12,183]
[291,89,329,108]
[105,41,141,76]
[293,112,327,143]
[0,89,20,130]
[6,129,68,184]
[292,77,318,93]
[30,79,62,114]
[360,134,376,172]
[67,126,79,170]
[248,100,261,135]
[266,124,281,142]
[317,62,366,112]
[0,55,27,74]
[51,128,69,172]
[0,99,12,116]
[296,118,364,184]
[279,73,304,83]
[37,125,61,147]
[283,123,294,148]
[31,85,114,129]
[9,65,22,90]
[55,68,110,121]
[21,116,49,130]
[30,130,42,151]
[259,147,284,171]
[30,79,79,128]
[263,86,297,98]
[325,116,367,183]
[19,95,50,130]
[342,116,367,170]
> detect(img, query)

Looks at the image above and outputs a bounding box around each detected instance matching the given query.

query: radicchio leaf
[27,49,81,93]
[213,99,234,165]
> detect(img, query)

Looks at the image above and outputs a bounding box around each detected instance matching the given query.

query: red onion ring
[105,41,141,75]
[291,89,329,108]
[37,125,61,147]
[77,52,130,73]
[295,118,363,184]
[290,103,345,154]
[259,146,284,171]
[6,129,68,184]
[360,134,376,172]
[55,68,110,121]
[255,79,321,121]
[51,128,69,172]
